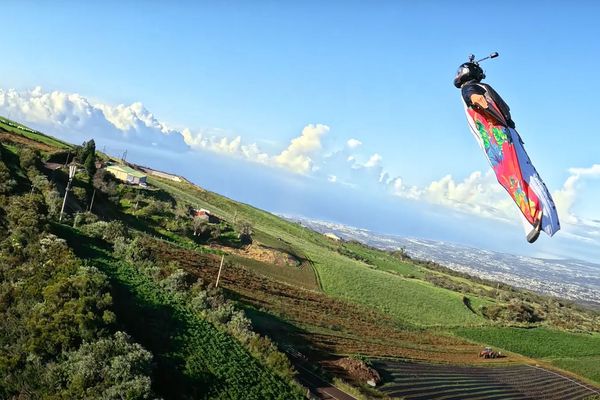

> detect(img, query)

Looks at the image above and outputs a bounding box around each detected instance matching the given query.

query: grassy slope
[150,177,490,328]
[148,176,600,384]
[0,116,71,150]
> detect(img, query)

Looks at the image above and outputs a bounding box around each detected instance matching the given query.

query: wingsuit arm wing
[462,84,514,128]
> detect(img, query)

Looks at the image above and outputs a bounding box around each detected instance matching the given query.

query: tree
[84,149,96,178]
[76,139,97,178]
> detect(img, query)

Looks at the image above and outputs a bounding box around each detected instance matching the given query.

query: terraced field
[373,360,600,400]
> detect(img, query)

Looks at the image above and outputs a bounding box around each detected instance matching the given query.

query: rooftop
[106,164,147,178]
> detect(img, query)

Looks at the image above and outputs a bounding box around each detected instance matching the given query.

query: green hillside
[1,117,599,398]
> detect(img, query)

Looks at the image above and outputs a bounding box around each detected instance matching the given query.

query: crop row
[80,236,303,400]
[373,361,598,400]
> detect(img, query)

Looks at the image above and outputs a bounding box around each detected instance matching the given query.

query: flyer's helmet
[454,62,485,88]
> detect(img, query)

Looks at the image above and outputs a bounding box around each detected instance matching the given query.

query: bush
[0,161,17,194]
[113,237,153,264]
[26,266,114,358]
[81,220,129,243]
[48,331,153,399]
[481,301,543,323]
[137,200,171,217]
[5,193,48,242]
[19,147,42,173]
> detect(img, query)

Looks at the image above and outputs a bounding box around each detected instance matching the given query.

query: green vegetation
[0,122,303,399]
[148,176,491,327]
[316,255,490,326]
[553,356,600,385]
[0,115,71,150]
[338,240,425,278]
[57,226,302,399]
[454,326,600,384]
[454,326,600,358]
[2,116,600,396]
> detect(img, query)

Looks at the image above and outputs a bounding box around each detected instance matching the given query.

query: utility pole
[121,149,127,163]
[89,188,96,212]
[59,164,77,222]
[215,255,225,288]
[64,150,71,167]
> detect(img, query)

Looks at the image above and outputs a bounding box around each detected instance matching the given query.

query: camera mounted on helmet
[453,52,499,88]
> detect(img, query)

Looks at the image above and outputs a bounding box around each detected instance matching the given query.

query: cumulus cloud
[364,153,382,168]
[0,86,188,151]
[274,123,329,174]
[391,170,521,221]
[0,86,328,175]
[388,164,600,247]
[552,164,600,227]
[346,138,362,149]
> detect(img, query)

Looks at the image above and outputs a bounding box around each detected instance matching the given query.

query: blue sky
[1,1,599,261]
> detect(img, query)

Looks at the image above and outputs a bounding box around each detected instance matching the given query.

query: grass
[304,247,491,327]
[149,175,492,328]
[228,254,319,291]
[552,356,600,385]
[453,326,600,358]
[338,240,426,278]
[0,116,71,150]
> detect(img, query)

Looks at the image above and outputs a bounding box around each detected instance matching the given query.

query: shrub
[81,220,129,243]
[19,148,42,172]
[48,331,153,400]
[5,193,48,241]
[0,161,17,194]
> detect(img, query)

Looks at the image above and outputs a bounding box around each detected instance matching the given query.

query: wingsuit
[454,59,560,243]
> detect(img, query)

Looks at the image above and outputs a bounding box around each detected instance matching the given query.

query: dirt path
[286,353,357,400]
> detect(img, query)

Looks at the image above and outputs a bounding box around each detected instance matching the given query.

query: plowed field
[373,360,600,400]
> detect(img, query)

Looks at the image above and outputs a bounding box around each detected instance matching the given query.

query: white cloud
[364,153,382,168]
[328,175,337,183]
[0,86,188,151]
[274,123,329,174]
[0,86,328,175]
[346,138,362,149]
[378,171,390,184]
[553,164,600,226]
[388,164,600,246]
[391,170,518,221]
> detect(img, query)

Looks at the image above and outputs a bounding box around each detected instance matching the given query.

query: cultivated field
[454,326,600,384]
[140,235,495,363]
[373,360,600,400]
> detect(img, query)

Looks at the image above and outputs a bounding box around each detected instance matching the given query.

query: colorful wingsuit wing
[458,75,560,242]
